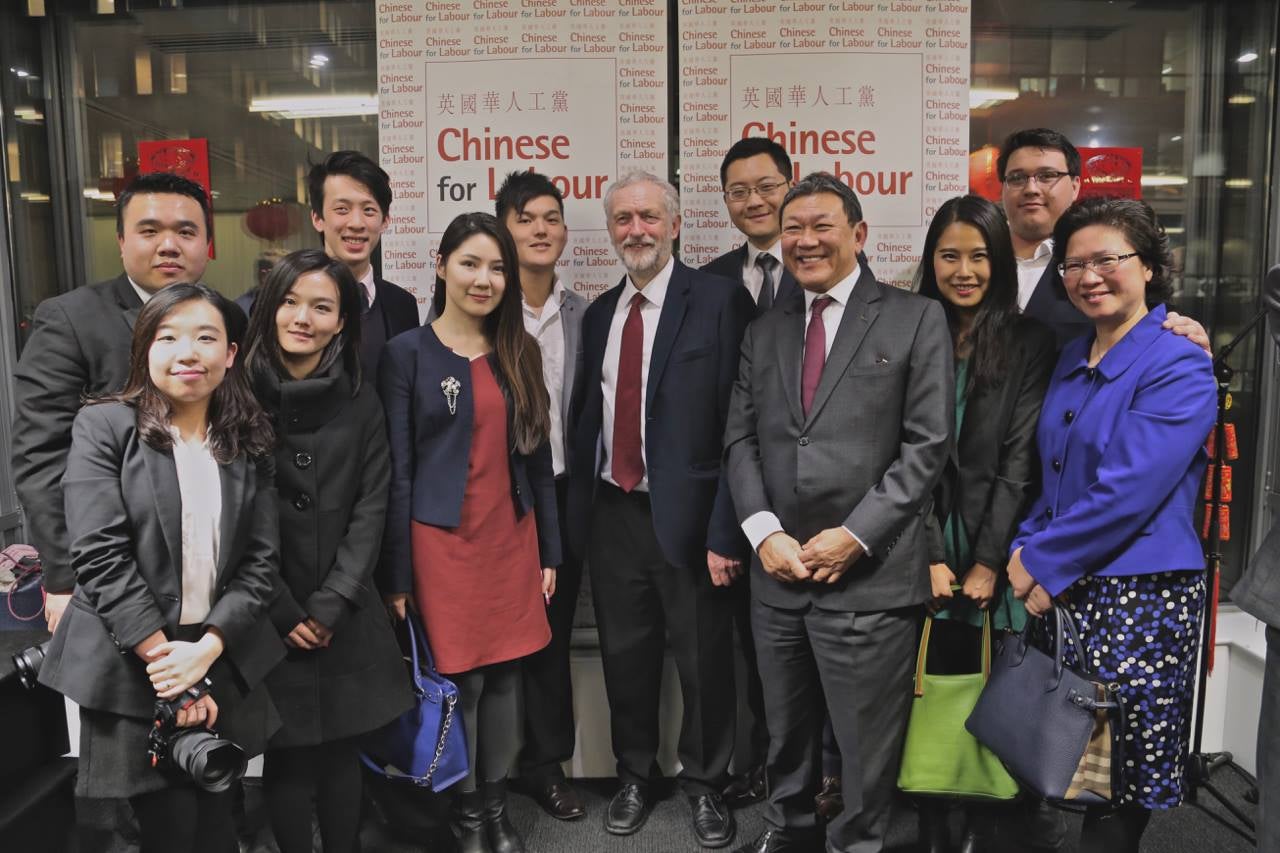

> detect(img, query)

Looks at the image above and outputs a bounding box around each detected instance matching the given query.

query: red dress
[411,357,551,674]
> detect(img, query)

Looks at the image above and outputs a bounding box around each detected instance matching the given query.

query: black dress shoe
[732,828,802,853]
[722,764,767,808]
[689,793,736,848]
[527,777,586,821]
[814,775,843,822]
[604,783,650,835]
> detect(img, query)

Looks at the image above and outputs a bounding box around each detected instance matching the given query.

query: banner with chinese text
[377,0,669,309]
[677,0,970,288]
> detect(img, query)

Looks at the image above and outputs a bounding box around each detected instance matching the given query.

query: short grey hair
[603,170,680,221]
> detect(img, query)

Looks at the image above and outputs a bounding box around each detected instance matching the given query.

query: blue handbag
[360,615,469,791]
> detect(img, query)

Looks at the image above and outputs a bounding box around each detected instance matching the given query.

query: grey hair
[780,172,864,226]
[603,170,680,221]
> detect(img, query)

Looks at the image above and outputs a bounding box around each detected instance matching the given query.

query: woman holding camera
[914,195,1057,852]
[38,283,282,853]
[380,212,558,853]
[1008,197,1217,852]
[243,249,412,853]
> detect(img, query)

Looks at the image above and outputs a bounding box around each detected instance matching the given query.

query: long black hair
[916,195,1020,391]
[432,212,550,454]
[97,283,273,462]
[243,248,364,392]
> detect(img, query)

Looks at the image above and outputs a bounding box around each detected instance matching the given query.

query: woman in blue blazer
[39,284,282,853]
[1008,198,1216,852]
[379,212,559,853]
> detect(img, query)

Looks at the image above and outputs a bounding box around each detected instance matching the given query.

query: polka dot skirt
[1058,570,1207,809]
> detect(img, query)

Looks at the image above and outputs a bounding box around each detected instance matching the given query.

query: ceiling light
[1228,94,1256,105]
[311,54,329,64]
[249,94,377,119]
[1224,178,1253,189]
[1237,51,1258,63]
[1170,135,1182,142]
[969,88,1018,109]
[1162,65,1173,75]
[1088,124,1101,133]
[1140,174,1188,187]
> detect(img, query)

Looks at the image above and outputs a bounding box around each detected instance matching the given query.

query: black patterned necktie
[755,252,778,314]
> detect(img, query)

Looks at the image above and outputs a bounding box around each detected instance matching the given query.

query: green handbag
[896,606,1020,801]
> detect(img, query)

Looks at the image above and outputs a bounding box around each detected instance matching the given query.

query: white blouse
[169,429,222,624]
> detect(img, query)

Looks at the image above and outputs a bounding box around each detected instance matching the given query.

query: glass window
[68,2,378,300]
[971,0,1277,591]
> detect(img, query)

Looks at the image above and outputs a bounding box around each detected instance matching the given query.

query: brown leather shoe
[529,777,586,821]
[814,775,843,822]
[722,764,767,808]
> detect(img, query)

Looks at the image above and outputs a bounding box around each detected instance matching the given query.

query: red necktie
[801,296,833,417]
[612,293,646,491]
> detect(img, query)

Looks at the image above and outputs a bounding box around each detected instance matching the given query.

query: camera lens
[12,642,48,691]
[167,730,247,792]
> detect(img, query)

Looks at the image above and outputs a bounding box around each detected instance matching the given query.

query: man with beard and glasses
[567,171,754,849]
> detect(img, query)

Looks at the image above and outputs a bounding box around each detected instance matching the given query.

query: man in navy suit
[568,171,753,848]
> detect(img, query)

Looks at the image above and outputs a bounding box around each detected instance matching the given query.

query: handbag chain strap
[422,692,458,786]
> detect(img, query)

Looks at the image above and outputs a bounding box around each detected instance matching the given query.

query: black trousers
[263,738,363,853]
[517,477,584,781]
[131,784,235,853]
[752,598,917,853]
[731,575,770,770]
[588,482,736,795]
[1258,625,1280,853]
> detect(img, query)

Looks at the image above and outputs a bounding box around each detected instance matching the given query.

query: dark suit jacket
[925,318,1057,572]
[724,271,953,611]
[700,244,800,313]
[38,402,284,719]
[1024,263,1092,349]
[567,260,754,568]
[378,324,561,596]
[12,275,142,592]
[1231,266,1280,627]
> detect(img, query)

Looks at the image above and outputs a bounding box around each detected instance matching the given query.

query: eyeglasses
[1002,169,1073,189]
[723,180,789,202]
[1057,252,1140,280]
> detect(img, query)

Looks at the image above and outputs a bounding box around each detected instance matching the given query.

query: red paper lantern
[244,198,297,242]
[968,145,1002,201]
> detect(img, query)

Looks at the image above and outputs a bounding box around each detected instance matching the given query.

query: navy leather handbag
[965,604,1125,806]
[361,616,469,791]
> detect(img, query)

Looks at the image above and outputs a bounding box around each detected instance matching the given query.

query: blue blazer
[1011,305,1216,596]
[566,260,754,568]
[378,324,561,595]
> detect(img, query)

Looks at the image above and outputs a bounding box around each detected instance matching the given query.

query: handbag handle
[404,616,442,697]
[913,597,992,697]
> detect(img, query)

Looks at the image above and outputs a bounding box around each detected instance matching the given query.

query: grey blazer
[38,402,285,719]
[724,271,954,612]
[1234,265,1280,627]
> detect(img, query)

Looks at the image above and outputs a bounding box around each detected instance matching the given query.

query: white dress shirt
[599,255,674,492]
[357,265,378,308]
[169,429,222,625]
[741,240,784,305]
[1016,238,1054,311]
[740,264,871,556]
[523,279,568,477]
[128,277,154,305]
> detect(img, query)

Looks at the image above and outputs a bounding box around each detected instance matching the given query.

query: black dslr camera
[11,641,48,690]
[146,677,246,792]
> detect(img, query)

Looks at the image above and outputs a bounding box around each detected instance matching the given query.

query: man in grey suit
[725,173,952,853]
[494,171,590,821]
[12,172,213,633]
[1231,264,1280,852]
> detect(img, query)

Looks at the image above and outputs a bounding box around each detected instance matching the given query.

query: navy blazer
[1011,305,1216,596]
[1024,263,1093,349]
[378,324,561,596]
[567,260,754,568]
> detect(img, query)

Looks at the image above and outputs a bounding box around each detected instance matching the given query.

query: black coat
[256,365,413,747]
[1023,264,1092,349]
[12,275,142,592]
[39,402,285,719]
[926,317,1057,572]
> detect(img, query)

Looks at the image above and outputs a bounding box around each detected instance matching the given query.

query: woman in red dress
[380,212,559,853]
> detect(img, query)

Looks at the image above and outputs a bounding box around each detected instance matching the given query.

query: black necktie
[755,253,778,314]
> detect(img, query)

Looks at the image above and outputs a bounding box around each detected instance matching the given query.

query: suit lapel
[143,444,183,592]
[111,274,144,333]
[1024,263,1060,320]
[803,275,881,429]
[776,290,806,425]
[646,263,690,414]
[215,458,245,584]
[560,293,580,426]
[774,267,799,307]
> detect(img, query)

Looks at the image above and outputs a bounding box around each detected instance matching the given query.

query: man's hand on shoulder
[800,527,863,584]
[1164,311,1212,356]
[758,532,810,583]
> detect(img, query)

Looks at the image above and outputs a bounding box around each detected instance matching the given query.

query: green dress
[933,359,1027,633]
